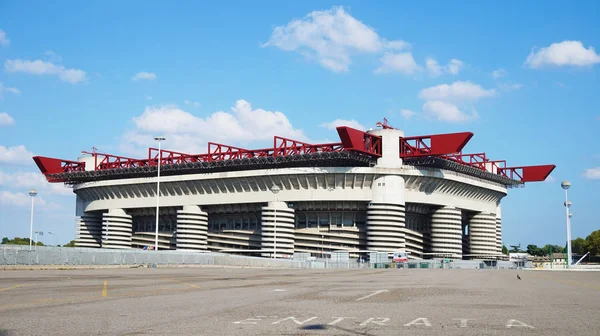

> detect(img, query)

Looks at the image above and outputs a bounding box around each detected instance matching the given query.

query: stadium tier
[33,121,555,260]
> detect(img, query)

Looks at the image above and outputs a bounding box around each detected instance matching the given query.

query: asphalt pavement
[0,267,598,335]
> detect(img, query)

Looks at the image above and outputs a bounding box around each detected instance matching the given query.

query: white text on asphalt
[233,316,535,329]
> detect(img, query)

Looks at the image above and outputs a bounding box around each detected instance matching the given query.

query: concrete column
[75,212,102,248]
[261,201,295,258]
[367,175,406,252]
[496,205,502,254]
[368,128,404,168]
[468,212,497,258]
[430,206,463,259]
[101,208,133,249]
[176,205,208,251]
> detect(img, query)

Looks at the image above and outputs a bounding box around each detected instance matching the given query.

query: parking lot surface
[0,267,598,335]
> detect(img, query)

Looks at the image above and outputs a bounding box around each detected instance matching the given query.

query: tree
[502,245,508,255]
[585,230,600,256]
[63,240,76,247]
[571,238,587,254]
[526,244,546,256]
[0,237,44,246]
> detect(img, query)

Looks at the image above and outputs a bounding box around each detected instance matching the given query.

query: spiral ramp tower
[101,208,133,249]
[75,213,103,248]
[468,212,498,258]
[261,201,295,258]
[430,206,463,259]
[176,205,208,250]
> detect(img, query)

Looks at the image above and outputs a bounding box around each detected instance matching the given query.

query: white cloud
[44,50,62,63]
[4,59,87,84]
[418,81,496,102]
[184,100,200,108]
[263,6,409,72]
[0,190,62,210]
[447,59,463,75]
[385,40,411,50]
[374,52,420,74]
[320,119,366,131]
[499,83,524,92]
[0,171,73,196]
[0,29,9,46]
[426,58,442,77]
[122,100,308,155]
[422,101,476,122]
[0,112,15,126]
[492,69,507,78]
[0,145,34,165]
[400,109,416,120]
[0,82,21,98]
[132,72,157,81]
[583,167,600,180]
[425,58,463,77]
[525,40,600,68]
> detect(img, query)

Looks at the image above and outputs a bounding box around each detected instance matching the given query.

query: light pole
[154,136,166,251]
[34,230,42,251]
[28,189,37,251]
[48,231,57,246]
[270,184,281,259]
[561,180,572,268]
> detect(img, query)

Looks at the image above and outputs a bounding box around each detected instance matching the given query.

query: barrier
[0,245,302,268]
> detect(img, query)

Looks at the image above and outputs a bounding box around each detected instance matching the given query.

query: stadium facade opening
[33,120,554,260]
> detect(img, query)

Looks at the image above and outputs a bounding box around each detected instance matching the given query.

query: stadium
[33,120,554,260]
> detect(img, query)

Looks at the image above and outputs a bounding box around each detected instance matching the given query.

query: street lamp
[28,189,37,251]
[48,231,57,246]
[154,136,166,251]
[561,180,572,268]
[270,184,281,259]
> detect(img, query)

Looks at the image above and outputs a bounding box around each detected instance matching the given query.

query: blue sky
[0,1,598,247]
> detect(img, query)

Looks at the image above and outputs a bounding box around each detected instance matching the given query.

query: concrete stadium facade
[35,125,554,260]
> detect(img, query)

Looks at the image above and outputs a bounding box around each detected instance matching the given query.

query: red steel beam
[32,156,86,182]
[400,132,473,158]
[92,152,149,170]
[336,126,382,157]
[274,136,343,156]
[148,148,208,165]
[498,165,556,182]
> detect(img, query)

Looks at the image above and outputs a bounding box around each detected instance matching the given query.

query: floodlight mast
[154,136,166,251]
[28,189,38,251]
[561,180,572,268]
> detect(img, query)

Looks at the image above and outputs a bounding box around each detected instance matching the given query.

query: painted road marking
[356,289,389,301]
[273,289,286,292]
[233,316,536,329]
[102,280,108,297]
[163,278,201,289]
[506,319,535,328]
[0,284,23,293]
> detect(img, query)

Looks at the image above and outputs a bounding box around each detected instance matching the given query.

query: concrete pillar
[468,212,497,258]
[176,205,208,251]
[368,128,404,168]
[101,208,133,249]
[496,205,502,254]
[75,212,102,248]
[430,206,463,259]
[367,175,406,252]
[261,201,295,258]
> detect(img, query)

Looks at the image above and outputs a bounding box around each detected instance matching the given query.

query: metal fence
[1,245,522,270]
[0,245,303,268]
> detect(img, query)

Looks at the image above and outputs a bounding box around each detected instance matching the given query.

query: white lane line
[356,289,389,301]
[274,289,287,292]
